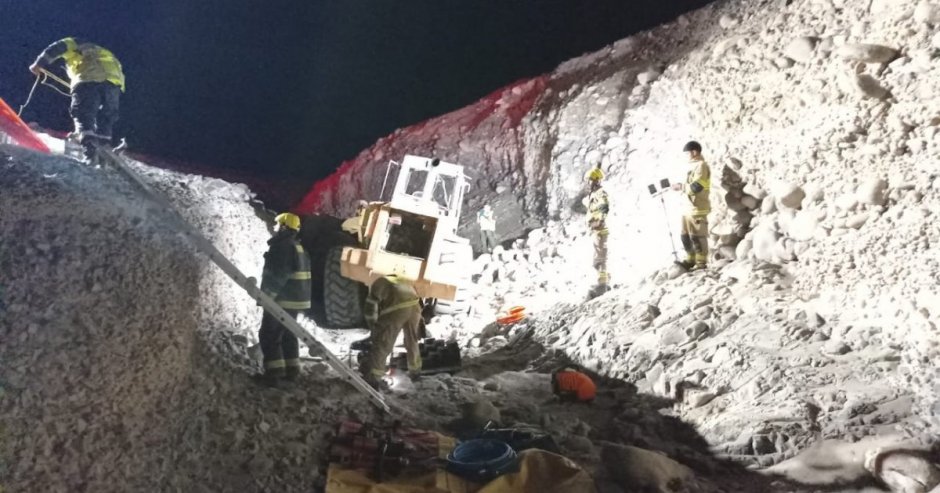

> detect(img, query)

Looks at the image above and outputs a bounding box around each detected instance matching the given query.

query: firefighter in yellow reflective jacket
[30,37,125,157]
[360,275,423,390]
[584,166,610,298]
[671,141,711,270]
[256,213,312,387]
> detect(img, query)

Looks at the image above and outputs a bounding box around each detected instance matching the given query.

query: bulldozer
[303,155,473,328]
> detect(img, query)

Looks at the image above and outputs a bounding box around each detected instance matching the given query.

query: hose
[445,439,518,482]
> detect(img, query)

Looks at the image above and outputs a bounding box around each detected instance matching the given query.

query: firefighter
[29,37,125,159]
[360,274,423,390]
[256,212,311,387]
[477,203,498,254]
[584,166,610,298]
[671,141,711,271]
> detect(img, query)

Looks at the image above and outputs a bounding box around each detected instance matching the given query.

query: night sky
[3,0,713,189]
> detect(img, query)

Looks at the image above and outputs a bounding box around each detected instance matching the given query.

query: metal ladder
[94,146,391,414]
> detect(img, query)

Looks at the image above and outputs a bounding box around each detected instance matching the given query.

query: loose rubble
[3,0,940,490]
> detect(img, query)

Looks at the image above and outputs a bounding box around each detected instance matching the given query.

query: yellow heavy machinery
[317,155,473,328]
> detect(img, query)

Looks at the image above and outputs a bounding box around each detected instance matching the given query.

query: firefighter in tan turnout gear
[255,212,312,387]
[360,274,423,390]
[584,166,610,298]
[671,141,711,271]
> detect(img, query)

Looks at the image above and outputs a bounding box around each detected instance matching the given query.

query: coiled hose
[445,439,518,482]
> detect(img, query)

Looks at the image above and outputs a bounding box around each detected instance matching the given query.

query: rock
[637,69,662,86]
[684,389,717,408]
[774,182,805,209]
[857,177,888,206]
[741,194,760,210]
[735,237,754,259]
[784,37,817,63]
[845,213,869,229]
[563,435,595,454]
[460,399,501,428]
[685,321,710,341]
[719,14,739,29]
[865,449,940,493]
[601,443,697,493]
[853,74,891,100]
[933,31,940,49]
[914,0,940,23]
[823,339,851,355]
[836,44,900,64]
[835,193,859,211]
[789,211,820,241]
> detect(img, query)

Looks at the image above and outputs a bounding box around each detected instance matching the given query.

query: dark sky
[2,0,712,187]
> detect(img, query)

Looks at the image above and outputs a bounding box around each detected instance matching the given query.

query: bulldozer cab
[340,156,472,301]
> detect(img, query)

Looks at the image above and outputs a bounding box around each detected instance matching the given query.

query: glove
[29,63,42,76]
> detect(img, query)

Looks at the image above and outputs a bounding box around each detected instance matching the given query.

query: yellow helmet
[585,167,604,182]
[275,212,301,231]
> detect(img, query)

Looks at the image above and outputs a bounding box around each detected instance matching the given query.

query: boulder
[784,37,817,63]
[865,449,940,493]
[774,182,806,209]
[854,74,891,100]
[719,14,739,29]
[914,0,940,23]
[857,177,888,206]
[601,443,697,493]
[845,213,869,229]
[836,44,900,64]
[637,69,662,86]
[789,210,820,241]
[741,194,760,210]
[751,224,782,262]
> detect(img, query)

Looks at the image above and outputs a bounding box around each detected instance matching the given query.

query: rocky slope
[0,146,801,492]
[296,0,940,486]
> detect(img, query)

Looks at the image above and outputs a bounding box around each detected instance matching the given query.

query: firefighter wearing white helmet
[584,166,610,298]
[255,212,311,387]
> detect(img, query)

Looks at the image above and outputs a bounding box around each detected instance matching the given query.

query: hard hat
[585,167,604,182]
[275,212,301,231]
[683,141,702,153]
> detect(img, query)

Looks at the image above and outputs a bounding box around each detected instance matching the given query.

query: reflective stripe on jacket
[260,231,312,310]
[684,158,711,216]
[587,187,609,231]
[39,37,125,91]
[364,275,419,324]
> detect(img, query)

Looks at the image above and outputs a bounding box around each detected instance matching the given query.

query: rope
[17,75,41,117]
[41,78,71,98]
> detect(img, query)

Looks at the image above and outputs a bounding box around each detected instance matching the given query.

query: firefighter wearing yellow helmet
[255,212,311,387]
[584,166,610,298]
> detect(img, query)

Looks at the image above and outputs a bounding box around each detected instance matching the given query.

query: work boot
[284,366,300,382]
[675,260,694,270]
[586,284,609,300]
[690,263,708,272]
[252,372,282,389]
[363,373,390,392]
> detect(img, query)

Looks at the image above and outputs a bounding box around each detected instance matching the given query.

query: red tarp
[0,98,51,153]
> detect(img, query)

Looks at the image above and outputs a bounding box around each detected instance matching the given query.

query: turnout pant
[363,305,423,377]
[259,309,300,377]
[70,81,121,143]
[680,214,709,266]
[593,229,609,285]
[480,230,497,253]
